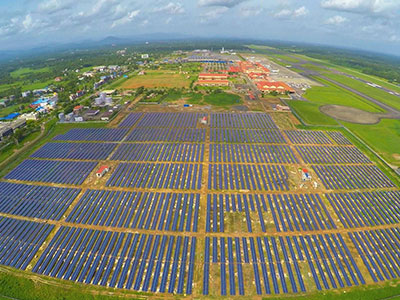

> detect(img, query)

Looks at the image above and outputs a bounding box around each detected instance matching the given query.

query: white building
[94,93,113,106]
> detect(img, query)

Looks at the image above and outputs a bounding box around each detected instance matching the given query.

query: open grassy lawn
[302,63,327,72]
[203,92,242,107]
[305,77,384,112]
[343,119,400,167]
[322,73,400,111]
[271,54,300,63]
[163,91,185,102]
[0,79,54,93]
[10,67,51,78]
[186,92,204,104]
[119,70,192,89]
[0,268,147,300]
[288,101,338,126]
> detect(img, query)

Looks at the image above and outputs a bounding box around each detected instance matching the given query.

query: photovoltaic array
[0,112,399,297]
[31,142,117,160]
[5,159,97,185]
[0,182,80,220]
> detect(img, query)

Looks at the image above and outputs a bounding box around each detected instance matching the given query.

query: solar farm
[1,111,400,298]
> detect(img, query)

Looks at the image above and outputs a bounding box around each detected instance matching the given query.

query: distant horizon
[1,0,400,57]
[2,35,400,64]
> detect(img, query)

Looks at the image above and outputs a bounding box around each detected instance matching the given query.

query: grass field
[10,67,51,78]
[119,70,192,89]
[288,101,338,126]
[203,92,242,107]
[0,268,147,300]
[343,119,400,167]
[0,79,54,93]
[185,92,203,104]
[322,73,400,111]
[305,77,384,112]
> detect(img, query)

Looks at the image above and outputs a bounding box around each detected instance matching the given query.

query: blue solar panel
[5,159,97,185]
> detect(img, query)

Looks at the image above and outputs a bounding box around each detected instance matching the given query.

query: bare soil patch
[320,104,390,124]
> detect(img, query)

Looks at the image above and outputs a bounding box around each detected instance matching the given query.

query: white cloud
[154,2,185,14]
[325,15,347,24]
[274,6,309,18]
[38,0,73,14]
[274,9,292,18]
[389,35,400,42]
[200,6,229,23]
[198,0,248,8]
[240,6,262,17]
[111,10,140,28]
[321,0,400,15]
[141,19,149,26]
[293,6,308,17]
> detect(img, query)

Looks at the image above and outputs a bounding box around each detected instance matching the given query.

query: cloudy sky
[1,0,400,55]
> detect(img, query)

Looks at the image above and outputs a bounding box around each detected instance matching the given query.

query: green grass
[0,268,147,300]
[343,119,400,167]
[271,54,300,63]
[302,63,327,72]
[288,101,338,126]
[203,92,241,107]
[321,73,400,111]
[269,279,400,300]
[163,91,184,102]
[10,67,51,78]
[186,92,203,104]
[305,77,384,112]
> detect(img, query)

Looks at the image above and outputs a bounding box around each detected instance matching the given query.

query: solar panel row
[312,165,395,190]
[33,228,196,294]
[210,128,285,143]
[53,128,129,141]
[209,144,297,163]
[296,145,371,164]
[111,143,204,162]
[203,234,364,295]
[106,162,203,190]
[350,228,400,282]
[118,113,144,128]
[0,217,54,270]
[0,182,80,220]
[126,128,206,142]
[31,142,117,160]
[136,112,205,128]
[327,191,400,228]
[5,159,97,185]
[67,190,200,232]
[208,164,288,191]
[210,113,278,129]
[285,130,332,145]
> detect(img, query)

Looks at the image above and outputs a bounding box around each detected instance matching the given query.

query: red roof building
[256,81,295,93]
[96,166,110,178]
[199,73,229,80]
[228,66,240,73]
[197,80,230,86]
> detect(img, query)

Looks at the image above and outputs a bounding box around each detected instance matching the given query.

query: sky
[0,0,400,56]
